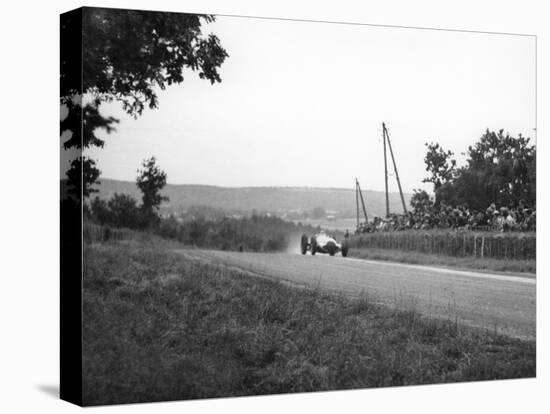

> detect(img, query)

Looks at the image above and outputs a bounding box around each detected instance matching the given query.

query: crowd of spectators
[356,200,536,233]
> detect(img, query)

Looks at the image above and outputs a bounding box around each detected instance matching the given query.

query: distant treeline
[87,198,320,252]
[84,156,323,253]
[92,179,410,219]
[158,214,308,252]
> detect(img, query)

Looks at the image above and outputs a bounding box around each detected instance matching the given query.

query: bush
[90,193,144,229]
[157,214,314,252]
[88,190,322,252]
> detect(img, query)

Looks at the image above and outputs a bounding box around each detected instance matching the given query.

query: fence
[83,222,140,244]
[348,230,536,260]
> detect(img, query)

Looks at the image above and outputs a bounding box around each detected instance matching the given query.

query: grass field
[348,247,536,274]
[83,239,535,405]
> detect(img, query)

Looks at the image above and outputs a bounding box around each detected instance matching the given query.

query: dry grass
[82,240,535,406]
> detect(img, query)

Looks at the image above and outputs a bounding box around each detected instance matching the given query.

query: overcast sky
[82,15,536,193]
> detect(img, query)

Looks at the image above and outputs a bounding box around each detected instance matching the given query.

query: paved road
[176,249,536,339]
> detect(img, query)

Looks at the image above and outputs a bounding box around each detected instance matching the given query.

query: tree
[107,193,141,229]
[61,8,228,199]
[425,130,536,210]
[136,157,169,225]
[410,189,433,214]
[65,157,101,199]
[90,196,110,225]
[90,193,142,228]
[422,142,456,206]
[463,129,535,208]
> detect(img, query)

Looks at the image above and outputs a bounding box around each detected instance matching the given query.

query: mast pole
[355,178,360,230]
[384,123,408,215]
[357,180,369,223]
[382,122,390,218]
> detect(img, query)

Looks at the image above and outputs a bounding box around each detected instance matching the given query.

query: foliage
[87,193,316,252]
[90,193,142,229]
[423,130,536,210]
[61,98,119,151]
[60,8,228,198]
[88,156,169,229]
[422,142,456,205]
[136,157,169,225]
[156,214,309,252]
[462,130,536,209]
[107,193,142,229]
[89,197,110,224]
[80,9,227,118]
[65,157,101,199]
[409,189,433,214]
[61,100,117,200]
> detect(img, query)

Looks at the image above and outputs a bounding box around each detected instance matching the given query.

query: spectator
[355,201,535,233]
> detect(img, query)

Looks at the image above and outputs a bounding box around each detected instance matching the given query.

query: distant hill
[90,179,411,218]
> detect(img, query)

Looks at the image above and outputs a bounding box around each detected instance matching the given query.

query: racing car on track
[300,231,349,257]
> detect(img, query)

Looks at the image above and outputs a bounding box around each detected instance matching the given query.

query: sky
[80,15,536,193]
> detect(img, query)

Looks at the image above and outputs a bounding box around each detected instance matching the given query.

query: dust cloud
[286,233,305,255]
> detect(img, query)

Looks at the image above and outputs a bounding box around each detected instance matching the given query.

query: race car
[300,231,349,257]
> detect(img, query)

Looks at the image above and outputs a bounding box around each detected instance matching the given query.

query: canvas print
[60,7,536,406]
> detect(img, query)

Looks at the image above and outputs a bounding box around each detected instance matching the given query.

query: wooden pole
[357,179,369,223]
[355,178,360,230]
[382,122,390,218]
[383,123,408,215]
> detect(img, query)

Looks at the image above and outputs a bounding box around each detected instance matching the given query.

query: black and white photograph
[5,0,550,412]
[57,5,540,407]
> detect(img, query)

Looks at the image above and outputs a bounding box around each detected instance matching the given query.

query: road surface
[175,249,536,339]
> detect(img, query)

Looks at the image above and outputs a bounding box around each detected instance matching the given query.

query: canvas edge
[60,6,84,407]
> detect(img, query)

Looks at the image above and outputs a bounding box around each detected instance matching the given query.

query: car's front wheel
[300,234,308,255]
[341,241,349,257]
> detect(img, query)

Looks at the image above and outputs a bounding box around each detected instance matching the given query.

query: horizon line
[95,177,417,194]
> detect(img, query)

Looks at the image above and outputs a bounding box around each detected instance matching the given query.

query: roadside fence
[349,230,536,260]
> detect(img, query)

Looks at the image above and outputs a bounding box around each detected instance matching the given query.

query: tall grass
[82,241,535,406]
